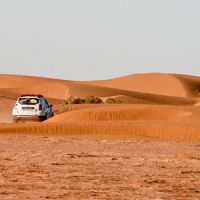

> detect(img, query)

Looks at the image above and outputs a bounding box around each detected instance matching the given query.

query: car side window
[44,99,50,108]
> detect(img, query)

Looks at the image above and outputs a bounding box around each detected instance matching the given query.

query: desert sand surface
[0,135,200,199]
[1,73,200,199]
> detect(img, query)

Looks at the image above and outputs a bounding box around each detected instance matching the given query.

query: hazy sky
[0,0,200,80]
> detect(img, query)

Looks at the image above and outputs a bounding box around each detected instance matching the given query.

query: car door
[43,99,51,118]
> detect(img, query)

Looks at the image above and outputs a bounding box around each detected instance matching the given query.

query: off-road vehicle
[12,94,54,123]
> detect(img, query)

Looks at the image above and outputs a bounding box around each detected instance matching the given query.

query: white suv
[12,94,54,123]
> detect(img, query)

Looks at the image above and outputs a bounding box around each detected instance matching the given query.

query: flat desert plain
[0,73,200,199]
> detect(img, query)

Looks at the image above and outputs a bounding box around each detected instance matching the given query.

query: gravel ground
[0,135,200,200]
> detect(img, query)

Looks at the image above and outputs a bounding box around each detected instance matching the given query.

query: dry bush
[66,96,85,104]
[105,97,123,104]
[85,96,103,104]
[66,96,103,104]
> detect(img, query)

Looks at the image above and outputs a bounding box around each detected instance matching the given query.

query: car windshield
[18,98,39,105]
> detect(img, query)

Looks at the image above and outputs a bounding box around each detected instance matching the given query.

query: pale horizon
[1,71,199,82]
[0,0,200,80]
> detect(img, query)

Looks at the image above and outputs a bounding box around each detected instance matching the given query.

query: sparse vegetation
[65,96,123,104]
[66,96,85,104]
[66,96,103,104]
[85,95,103,104]
[105,97,123,104]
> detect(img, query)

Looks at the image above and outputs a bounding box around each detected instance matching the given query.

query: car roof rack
[20,94,44,97]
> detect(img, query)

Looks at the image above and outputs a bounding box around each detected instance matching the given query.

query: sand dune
[0,74,72,88]
[84,73,200,98]
[1,118,200,143]
[0,104,200,143]
[66,83,196,105]
[0,73,198,103]
[11,83,70,100]
[0,74,197,105]
[174,74,200,97]
[1,73,200,143]
[46,105,191,122]
[0,74,72,99]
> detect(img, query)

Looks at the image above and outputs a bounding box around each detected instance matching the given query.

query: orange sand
[0,73,200,143]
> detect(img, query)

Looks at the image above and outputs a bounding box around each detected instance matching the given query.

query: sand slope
[0,74,72,88]
[174,74,200,97]
[84,73,200,98]
[46,105,191,122]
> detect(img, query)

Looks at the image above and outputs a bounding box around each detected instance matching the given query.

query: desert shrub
[95,98,103,104]
[66,96,103,104]
[66,96,85,104]
[105,98,116,104]
[85,95,103,104]
[105,98,123,104]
